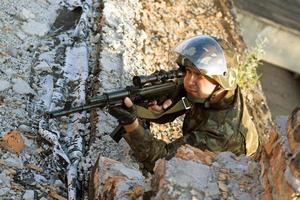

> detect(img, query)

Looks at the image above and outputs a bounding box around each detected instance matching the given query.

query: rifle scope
[132,69,183,86]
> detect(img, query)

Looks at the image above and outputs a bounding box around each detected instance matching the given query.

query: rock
[54,179,65,187]
[2,154,24,168]
[263,128,278,156]
[0,187,10,196]
[89,156,145,200]
[0,130,25,154]
[152,157,220,199]
[48,191,67,200]
[218,172,228,181]
[237,192,253,200]
[18,124,32,133]
[34,61,52,73]
[15,31,27,41]
[175,144,216,165]
[0,172,11,187]
[287,107,300,154]
[12,78,36,95]
[5,47,18,57]
[218,180,228,192]
[25,163,43,173]
[19,8,36,20]
[285,165,300,193]
[216,152,248,173]
[23,190,35,200]
[286,107,300,190]
[261,110,300,199]
[21,20,49,36]
[0,80,11,92]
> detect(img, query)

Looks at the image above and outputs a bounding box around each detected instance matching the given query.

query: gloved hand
[108,97,137,125]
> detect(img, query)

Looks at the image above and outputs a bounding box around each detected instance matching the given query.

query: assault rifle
[47,69,184,141]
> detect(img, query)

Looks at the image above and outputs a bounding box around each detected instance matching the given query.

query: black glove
[108,105,137,125]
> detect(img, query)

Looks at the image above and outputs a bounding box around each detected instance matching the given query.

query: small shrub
[237,39,266,90]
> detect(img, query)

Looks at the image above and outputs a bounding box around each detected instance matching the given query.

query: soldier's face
[183,67,218,99]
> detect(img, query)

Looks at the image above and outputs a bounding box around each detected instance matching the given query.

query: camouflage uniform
[124,87,259,171]
[116,35,259,171]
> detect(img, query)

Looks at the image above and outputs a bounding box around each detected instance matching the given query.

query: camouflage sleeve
[123,125,169,171]
[123,125,210,171]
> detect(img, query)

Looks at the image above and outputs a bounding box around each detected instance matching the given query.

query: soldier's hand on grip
[108,97,137,125]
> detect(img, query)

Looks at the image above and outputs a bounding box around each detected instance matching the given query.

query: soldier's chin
[187,91,198,97]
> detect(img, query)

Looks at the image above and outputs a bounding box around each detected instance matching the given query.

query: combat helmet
[175,35,237,91]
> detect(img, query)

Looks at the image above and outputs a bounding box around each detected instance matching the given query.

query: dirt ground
[258,61,300,118]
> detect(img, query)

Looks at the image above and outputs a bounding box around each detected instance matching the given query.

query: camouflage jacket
[123,87,259,171]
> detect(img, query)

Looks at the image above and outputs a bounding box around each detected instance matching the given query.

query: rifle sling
[136,97,192,120]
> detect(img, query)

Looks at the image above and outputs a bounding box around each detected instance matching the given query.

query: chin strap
[187,85,224,108]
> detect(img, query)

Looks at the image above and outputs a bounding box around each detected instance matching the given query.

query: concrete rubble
[0,0,299,200]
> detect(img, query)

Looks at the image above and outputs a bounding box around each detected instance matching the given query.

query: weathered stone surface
[89,156,145,200]
[288,107,300,154]
[150,145,262,199]
[175,144,216,165]
[152,157,219,199]
[0,80,11,92]
[0,130,24,154]
[287,107,300,191]
[19,8,36,21]
[260,109,300,199]
[263,128,278,156]
[23,190,35,200]
[21,20,49,36]
[12,78,36,95]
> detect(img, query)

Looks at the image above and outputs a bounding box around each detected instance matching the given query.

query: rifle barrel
[47,95,108,118]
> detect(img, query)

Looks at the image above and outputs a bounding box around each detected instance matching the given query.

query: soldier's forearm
[124,125,168,171]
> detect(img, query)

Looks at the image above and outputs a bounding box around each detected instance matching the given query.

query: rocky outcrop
[261,107,300,200]
[90,109,300,199]
[89,156,146,200]
[89,144,263,200]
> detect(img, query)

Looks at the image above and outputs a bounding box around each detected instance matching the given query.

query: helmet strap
[186,85,222,108]
[204,85,223,108]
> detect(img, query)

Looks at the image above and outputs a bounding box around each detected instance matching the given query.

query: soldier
[109,35,259,171]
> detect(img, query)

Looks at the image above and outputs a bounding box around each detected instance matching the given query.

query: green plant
[237,39,266,90]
